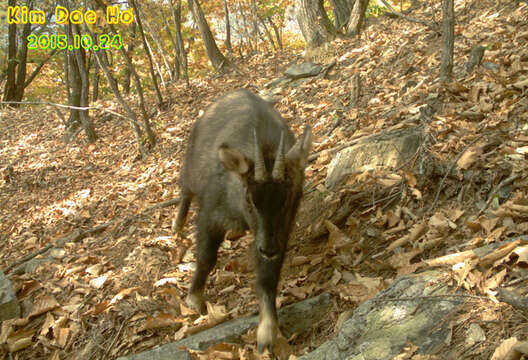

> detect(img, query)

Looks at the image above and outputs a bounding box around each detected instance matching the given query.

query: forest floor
[1,0,528,359]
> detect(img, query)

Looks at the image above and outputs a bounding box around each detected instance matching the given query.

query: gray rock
[299,271,463,360]
[0,270,20,321]
[481,62,500,71]
[465,323,486,346]
[284,62,322,80]
[117,293,331,360]
[326,126,423,189]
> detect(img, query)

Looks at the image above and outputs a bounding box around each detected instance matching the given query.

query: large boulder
[326,126,423,190]
[299,270,462,360]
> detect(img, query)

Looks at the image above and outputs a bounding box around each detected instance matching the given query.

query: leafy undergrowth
[1,1,528,359]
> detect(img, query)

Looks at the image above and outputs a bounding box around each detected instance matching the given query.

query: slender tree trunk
[345,0,369,36]
[295,0,336,49]
[440,0,454,80]
[145,35,166,87]
[88,12,155,147]
[3,0,18,103]
[92,55,100,102]
[330,0,352,29]
[223,0,233,53]
[188,0,228,70]
[128,0,163,107]
[160,6,181,80]
[64,51,71,103]
[122,24,136,95]
[259,16,276,50]
[171,0,189,86]
[238,1,254,53]
[64,20,96,143]
[24,49,58,89]
[13,12,31,102]
[141,8,173,82]
[92,49,147,157]
[268,17,283,50]
[250,0,260,51]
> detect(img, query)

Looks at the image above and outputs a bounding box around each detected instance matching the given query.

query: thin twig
[429,134,484,213]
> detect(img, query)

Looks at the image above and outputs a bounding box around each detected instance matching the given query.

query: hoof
[257,316,278,354]
[186,292,207,315]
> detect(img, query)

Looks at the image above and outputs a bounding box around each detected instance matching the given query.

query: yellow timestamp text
[27,33,123,51]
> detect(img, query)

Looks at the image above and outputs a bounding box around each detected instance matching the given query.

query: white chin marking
[257,314,277,352]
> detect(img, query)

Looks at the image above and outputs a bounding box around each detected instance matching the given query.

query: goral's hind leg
[186,212,224,315]
[172,191,192,234]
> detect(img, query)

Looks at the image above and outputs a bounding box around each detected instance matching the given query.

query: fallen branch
[147,197,180,210]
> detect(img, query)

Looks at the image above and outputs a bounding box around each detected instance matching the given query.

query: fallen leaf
[139,313,182,332]
[29,294,60,318]
[457,145,482,170]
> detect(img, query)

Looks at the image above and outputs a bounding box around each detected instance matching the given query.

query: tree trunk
[330,0,352,29]
[141,6,173,82]
[13,15,32,102]
[92,55,100,102]
[122,24,136,95]
[3,0,17,103]
[92,49,147,157]
[238,1,254,53]
[64,20,96,143]
[295,0,336,49]
[64,51,71,102]
[268,17,283,50]
[440,0,454,80]
[250,0,260,51]
[89,7,156,147]
[259,16,276,50]
[171,0,189,86]
[128,0,164,107]
[66,49,82,136]
[24,49,58,89]
[160,6,181,80]
[188,0,228,70]
[345,0,369,36]
[223,0,233,53]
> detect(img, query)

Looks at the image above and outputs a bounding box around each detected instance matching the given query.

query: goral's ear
[218,144,249,175]
[286,126,312,168]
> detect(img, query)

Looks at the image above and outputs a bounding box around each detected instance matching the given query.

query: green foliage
[258,0,286,20]
[366,0,387,18]
[323,0,335,25]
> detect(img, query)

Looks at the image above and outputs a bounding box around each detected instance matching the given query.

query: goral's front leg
[257,298,279,353]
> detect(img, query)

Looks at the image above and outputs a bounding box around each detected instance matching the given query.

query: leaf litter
[1,0,528,359]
